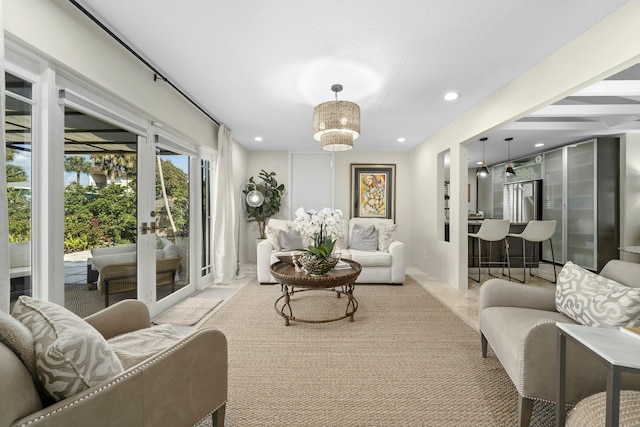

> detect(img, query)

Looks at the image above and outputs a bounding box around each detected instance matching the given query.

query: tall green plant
[242,170,285,239]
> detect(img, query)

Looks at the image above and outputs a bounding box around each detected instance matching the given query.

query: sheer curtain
[213,125,237,283]
[0,8,10,311]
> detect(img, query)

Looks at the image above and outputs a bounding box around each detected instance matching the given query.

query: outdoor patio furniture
[100,257,182,307]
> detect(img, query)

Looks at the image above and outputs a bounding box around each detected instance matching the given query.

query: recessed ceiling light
[444,92,459,101]
[476,161,483,165]
[254,137,263,142]
[535,143,544,147]
[397,137,406,143]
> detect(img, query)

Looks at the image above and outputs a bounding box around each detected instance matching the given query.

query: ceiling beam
[573,80,640,97]
[529,104,640,117]
[503,121,606,131]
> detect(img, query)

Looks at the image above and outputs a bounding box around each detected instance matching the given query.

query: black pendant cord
[67,0,221,126]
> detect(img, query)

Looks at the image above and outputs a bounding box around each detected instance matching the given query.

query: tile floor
[408,263,557,331]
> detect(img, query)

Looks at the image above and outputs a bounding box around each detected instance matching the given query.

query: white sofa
[257,217,405,285]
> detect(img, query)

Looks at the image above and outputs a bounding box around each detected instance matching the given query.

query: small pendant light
[505,137,516,176]
[476,137,491,178]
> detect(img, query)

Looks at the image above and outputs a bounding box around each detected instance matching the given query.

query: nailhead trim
[19,329,223,426]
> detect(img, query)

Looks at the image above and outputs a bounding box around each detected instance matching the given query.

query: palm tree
[90,153,135,185]
[64,155,93,185]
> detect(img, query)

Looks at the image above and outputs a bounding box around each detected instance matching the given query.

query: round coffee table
[270,259,362,326]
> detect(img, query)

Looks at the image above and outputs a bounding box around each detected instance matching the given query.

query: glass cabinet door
[491,164,504,219]
[543,148,564,263]
[566,141,596,269]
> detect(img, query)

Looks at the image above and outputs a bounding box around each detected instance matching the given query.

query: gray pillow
[349,224,378,251]
[0,310,37,380]
[279,230,304,251]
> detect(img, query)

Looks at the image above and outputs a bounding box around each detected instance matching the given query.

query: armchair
[1,299,227,427]
[479,259,640,426]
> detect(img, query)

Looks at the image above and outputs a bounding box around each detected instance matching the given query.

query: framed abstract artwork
[350,164,396,220]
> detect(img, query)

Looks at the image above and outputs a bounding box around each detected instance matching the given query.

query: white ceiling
[72,0,637,167]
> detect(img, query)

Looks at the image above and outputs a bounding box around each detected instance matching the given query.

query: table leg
[556,331,567,427]
[606,367,621,427]
[345,284,356,322]
[279,284,293,326]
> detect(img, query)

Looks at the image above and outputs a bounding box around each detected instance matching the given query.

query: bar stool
[506,220,557,283]
[468,219,511,282]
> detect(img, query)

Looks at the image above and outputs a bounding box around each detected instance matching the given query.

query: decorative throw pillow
[555,261,640,327]
[265,223,288,251]
[0,310,37,381]
[108,324,183,370]
[376,223,397,252]
[12,296,124,402]
[279,229,304,251]
[349,224,378,251]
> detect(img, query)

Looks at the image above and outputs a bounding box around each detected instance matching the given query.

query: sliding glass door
[4,52,203,318]
[5,72,33,309]
[62,106,145,316]
[152,143,193,308]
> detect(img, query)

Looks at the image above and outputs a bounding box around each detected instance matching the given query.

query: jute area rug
[199,276,556,427]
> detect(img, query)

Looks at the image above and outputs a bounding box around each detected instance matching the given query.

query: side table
[556,323,640,427]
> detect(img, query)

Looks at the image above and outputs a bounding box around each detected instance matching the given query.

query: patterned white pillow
[376,223,397,252]
[555,261,640,327]
[12,296,123,402]
[265,223,289,251]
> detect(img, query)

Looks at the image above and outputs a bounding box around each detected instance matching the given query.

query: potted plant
[243,170,285,239]
[293,207,345,275]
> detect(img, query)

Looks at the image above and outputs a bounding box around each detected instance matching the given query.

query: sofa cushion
[279,229,304,251]
[12,296,124,402]
[162,242,180,258]
[350,223,378,251]
[555,261,640,327]
[376,223,397,252]
[0,310,37,381]
[89,251,137,272]
[108,324,183,370]
[9,241,31,269]
[347,249,392,267]
[90,243,136,257]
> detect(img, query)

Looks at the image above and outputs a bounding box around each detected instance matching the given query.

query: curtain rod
[67,0,221,127]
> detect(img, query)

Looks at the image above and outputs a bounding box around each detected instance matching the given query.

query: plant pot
[299,252,340,276]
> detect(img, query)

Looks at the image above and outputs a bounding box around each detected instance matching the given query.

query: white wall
[410,1,640,290]
[333,151,411,248]
[241,150,411,262]
[243,151,289,261]
[5,0,217,146]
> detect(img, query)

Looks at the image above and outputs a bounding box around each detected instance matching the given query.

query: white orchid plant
[294,207,344,259]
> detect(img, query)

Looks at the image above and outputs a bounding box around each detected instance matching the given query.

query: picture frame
[350,163,396,220]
